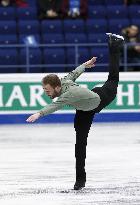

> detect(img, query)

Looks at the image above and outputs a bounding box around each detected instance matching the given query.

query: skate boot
[106,33,125,52]
[74,171,86,190]
[74,180,86,190]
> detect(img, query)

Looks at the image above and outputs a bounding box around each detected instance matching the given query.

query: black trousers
[74,47,120,181]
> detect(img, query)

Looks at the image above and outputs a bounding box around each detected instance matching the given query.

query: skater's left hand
[26,112,41,123]
[83,57,97,68]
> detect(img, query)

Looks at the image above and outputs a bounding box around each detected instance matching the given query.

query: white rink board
[0,72,140,82]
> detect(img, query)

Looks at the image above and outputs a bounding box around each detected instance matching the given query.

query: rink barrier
[0,113,140,124]
[0,72,140,124]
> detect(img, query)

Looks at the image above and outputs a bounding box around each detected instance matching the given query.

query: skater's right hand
[83,57,97,68]
[26,112,41,123]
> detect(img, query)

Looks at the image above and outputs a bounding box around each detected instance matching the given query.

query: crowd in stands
[0,0,88,18]
[122,25,140,71]
[124,0,140,5]
[38,0,63,19]
[0,0,28,7]
[37,0,88,19]
[0,0,140,73]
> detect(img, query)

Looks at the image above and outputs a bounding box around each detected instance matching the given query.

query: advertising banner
[0,72,140,123]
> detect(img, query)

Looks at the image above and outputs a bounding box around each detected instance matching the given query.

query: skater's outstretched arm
[26,94,68,122]
[63,57,97,82]
[26,57,97,123]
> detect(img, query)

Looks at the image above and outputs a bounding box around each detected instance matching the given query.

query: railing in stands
[0,43,140,72]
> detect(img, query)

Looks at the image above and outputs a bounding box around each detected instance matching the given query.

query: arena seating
[0,0,140,73]
[42,34,64,44]
[0,48,18,73]
[19,48,42,73]
[63,19,85,33]
[0,7,16,20]
[41,20,63,34]
[43,48,66,72]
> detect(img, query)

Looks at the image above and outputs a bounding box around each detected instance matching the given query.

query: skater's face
[43,84,61,99]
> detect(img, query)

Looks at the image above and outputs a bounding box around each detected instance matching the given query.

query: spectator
[38,0,63,19]
[0,0,28,7]
[68,0,80,18]
[124,0,140,5]
[0,0,11,6]
[15,0,28,7]
[62,0,88,19]
[122,25,140,71]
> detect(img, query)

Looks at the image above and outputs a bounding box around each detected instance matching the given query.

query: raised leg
[92,34,125,113]
[107,33,124,82]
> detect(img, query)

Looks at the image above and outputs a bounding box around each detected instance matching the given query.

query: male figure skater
[26,33,124,190]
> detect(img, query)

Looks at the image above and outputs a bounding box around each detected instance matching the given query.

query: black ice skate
[74,180,85,190]
[106,33,125,52]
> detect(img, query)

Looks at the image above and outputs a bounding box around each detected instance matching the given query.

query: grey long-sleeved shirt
[39,65,101,116]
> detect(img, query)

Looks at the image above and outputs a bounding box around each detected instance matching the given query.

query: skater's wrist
[37,111,43,117]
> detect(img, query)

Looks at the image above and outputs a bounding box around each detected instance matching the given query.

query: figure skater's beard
[50,89,59,99]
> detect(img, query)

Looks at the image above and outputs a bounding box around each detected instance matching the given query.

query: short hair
[42,74,61,88]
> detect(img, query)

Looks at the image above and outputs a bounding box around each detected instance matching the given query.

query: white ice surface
[0,123,140,205]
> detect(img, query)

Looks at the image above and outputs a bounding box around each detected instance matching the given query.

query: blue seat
[0,49,18,73]
[17,7,37,20]
[0,35,18,44]
[90,47,109,72]
[86,19,107,33]
[88,0,104,6]
[65,34,87,43]
[19,48,42,73]
[107,6,128,19]
[108,19,130,33]
[41,20,63,34]
[66,48,90,70]
[90,47,109,63]
[63,20,85,33]
[26,0,37,7]
[88,6,106,19]
[18,20,40,35]
[105,0,124,5]
[43,48,66,72]
[78,48,90,65]
[42,34,64,44]
[130,19,140,26]
[0,7,16,20]
[0,21,17,34]
[128,6,140,18]
[88,34,107,44]
[19,34,41,44]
